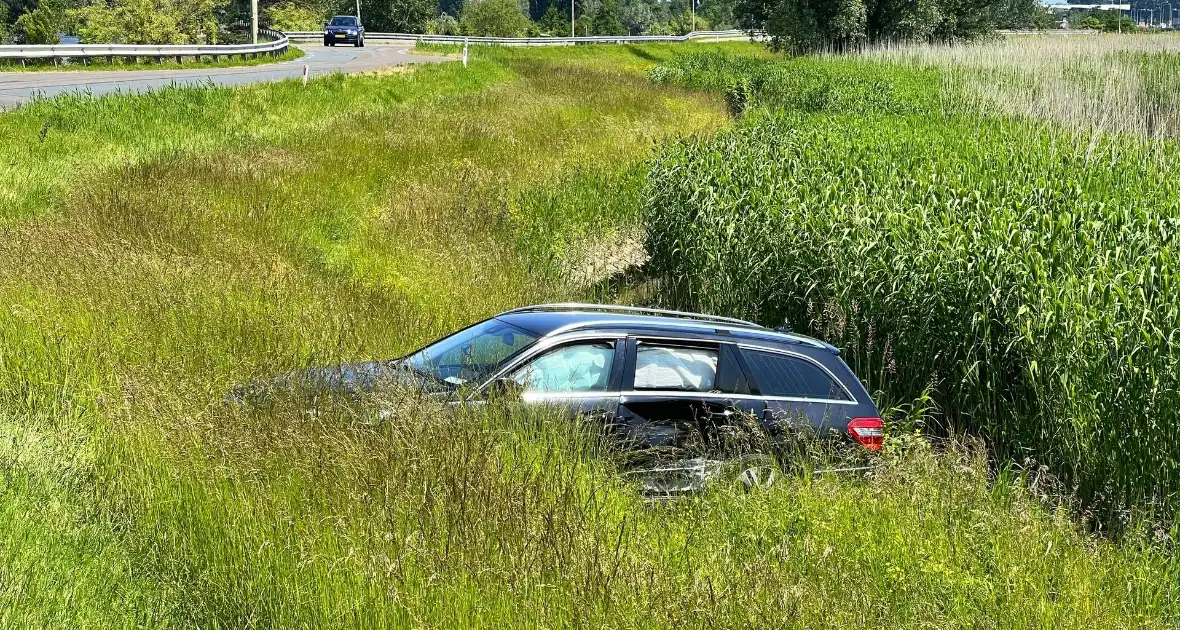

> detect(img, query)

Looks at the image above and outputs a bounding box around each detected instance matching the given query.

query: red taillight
[848,417,884,451]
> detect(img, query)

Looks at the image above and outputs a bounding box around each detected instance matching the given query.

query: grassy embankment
[0,41,1176,628]
[0,46,305,72]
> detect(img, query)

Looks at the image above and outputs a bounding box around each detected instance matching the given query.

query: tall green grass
[1,42,1178,628]
[646,50,1180,523]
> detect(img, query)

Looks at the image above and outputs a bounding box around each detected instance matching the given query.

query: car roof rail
[501,303,765,330]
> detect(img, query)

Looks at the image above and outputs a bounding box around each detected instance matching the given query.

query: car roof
[495,306,839,353]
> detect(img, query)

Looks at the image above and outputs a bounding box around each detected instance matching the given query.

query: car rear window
[633,344,718,392]
[742,350,850,401]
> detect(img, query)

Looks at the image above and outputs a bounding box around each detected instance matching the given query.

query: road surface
[0,43,447,109]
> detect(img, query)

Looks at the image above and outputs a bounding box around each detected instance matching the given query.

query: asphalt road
[0,43,447,109]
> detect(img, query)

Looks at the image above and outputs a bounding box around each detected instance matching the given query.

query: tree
[700,0,734,28]
[362,0,436,32]
[536,0,565,32]
[621,1,653,33]
[425,11,460,32]
[1078,14,1101,28]
[590,0,624,33]
[573,10,590,32]
[72,0,220,44]
[738,0,1018,54]
[460,0,529,35]
[0,3,10,42]
[265,1,326,31]
[1095,8,1134,31]
[13,0,72,43]
[3,0,37,30]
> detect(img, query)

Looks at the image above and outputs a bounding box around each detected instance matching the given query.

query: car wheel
[726,454,778,492]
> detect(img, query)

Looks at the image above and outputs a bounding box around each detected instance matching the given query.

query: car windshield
[329,16,357,26]
[403,318,538,387]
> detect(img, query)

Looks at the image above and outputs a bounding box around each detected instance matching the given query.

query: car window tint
[633,344,718,392]
[511,342,615,393]
[743,350,849,400]
[714,344,750,395]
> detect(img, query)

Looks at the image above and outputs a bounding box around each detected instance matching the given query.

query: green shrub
[73,0,221,44]
[460,0,530,36]
[14,2,72,44]
[425,12,461,34]
[266,2,327,32]
[591,0,627,35]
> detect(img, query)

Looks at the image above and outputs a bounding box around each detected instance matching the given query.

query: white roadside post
[462,37,468,67]
[302,64,309,86]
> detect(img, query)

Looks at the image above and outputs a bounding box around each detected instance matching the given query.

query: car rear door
[737,346,859,436]
[615,338,765,452]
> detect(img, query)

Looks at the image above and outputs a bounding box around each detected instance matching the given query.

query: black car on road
[244,304,885,493]
[323,15,364,47]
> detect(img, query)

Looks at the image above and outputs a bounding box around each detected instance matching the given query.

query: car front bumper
[324,32,360,43]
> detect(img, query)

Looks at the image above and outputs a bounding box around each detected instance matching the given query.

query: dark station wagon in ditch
[243,304,885,493]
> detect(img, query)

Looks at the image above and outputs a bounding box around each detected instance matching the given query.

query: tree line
[0,0,1086,51]
[0,0,729,44]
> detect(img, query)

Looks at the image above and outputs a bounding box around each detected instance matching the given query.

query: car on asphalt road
[237,303,885,494]
[323,15,364,47]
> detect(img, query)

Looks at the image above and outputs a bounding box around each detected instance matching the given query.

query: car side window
[510,342,615,393]
[742,349,850,400]
[633,344,718,392]
[714,344,751,395]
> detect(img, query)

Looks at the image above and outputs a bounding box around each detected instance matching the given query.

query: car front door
[497,337,625,425]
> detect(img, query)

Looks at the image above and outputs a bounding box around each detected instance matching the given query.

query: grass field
[1,41,1178,628]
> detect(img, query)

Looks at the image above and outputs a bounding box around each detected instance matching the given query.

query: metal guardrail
[285,29,756,46]
[0,28,289,64]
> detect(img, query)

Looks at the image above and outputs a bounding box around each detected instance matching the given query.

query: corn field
[646,44,1180,521]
